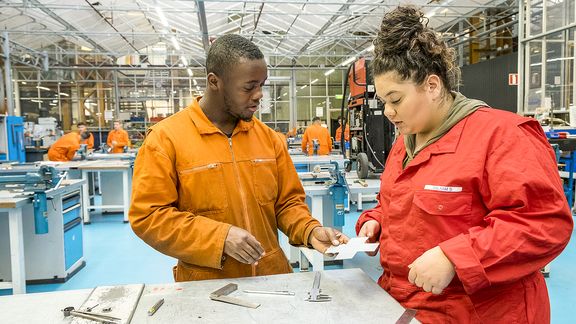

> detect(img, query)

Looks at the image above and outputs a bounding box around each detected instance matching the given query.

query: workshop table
[60,160,132,223]
[0,197,29,294]
[0,269,418,324]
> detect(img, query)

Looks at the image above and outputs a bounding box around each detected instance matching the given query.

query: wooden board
[71,284,144,324]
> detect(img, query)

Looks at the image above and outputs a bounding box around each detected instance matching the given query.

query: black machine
[339,57,395,179]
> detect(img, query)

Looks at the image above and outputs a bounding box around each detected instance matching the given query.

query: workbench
[0,196,29,294]
[0,179,86,294]
[346,173,380,211]
[0,269,418,324]
[47,160,132,223]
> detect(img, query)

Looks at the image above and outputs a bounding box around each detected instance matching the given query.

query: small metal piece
[395,308,417,324]
[102,307,112,312]
[210,283,260,308]
[85,303,99,312]
[243,289,295,296]
[306,272,331,302]
[61,306,121,323]
[148,298,165,316]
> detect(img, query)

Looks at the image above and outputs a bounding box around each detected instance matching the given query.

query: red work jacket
[356,108,573,323]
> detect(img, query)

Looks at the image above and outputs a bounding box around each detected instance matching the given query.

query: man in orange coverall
[48,131,90,161]
[107,120,130,153]
[76,122,94,149]
[129,34,348,282]
[301,117,332,155]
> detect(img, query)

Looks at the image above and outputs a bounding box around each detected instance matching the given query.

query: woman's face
[374,71,439,135]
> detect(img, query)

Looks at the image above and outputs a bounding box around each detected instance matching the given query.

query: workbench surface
[0,269,417,324]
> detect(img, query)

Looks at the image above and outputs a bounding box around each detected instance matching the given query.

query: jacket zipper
[228,137,256,276]
[179,163,218,175]
[252,158,275,163]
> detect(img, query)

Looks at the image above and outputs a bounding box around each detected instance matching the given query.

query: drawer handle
[63,204,81,214]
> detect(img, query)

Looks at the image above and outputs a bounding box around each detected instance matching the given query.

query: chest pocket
[252,159,278,205]
[413,190,472,216]
[178,163,228,214]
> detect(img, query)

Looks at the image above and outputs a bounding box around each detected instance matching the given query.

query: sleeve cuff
[355,212,380,236]
[439,234,490,294]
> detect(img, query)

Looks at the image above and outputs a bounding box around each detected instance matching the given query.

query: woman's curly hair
[372,6,460,92]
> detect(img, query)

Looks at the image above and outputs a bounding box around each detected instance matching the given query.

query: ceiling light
[187,68,193,77]
[49,103,57,106]
[193,79,198,86]
[196,85,200,91]
[310,79,318,84]
[341,56,356,67]
[36,86,50,91]
[300,85,308,89]
[180,56,188,66]
[31,99,43,103]
[282,92,288,96]
[277,96,281,100]
[52,99,58,103]
[80,46,93,51]
[59,92,69,97]
[21,81,27,85]
[324,69,335,76]
[155,7,170,27]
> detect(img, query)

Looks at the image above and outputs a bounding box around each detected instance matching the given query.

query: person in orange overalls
[129,34,348,282]
[76,122,94,149]
[48,131,91,161]
[106,120,130,153]
[334,116,350,144]
[356,6,573,323]
[301,117,332,155]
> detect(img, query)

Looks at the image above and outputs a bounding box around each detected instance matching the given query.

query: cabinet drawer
[64,218,83,270]
[63,205,81,225]
[62,192,81,210]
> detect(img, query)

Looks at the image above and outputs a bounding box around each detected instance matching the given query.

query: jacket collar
[187,97,255,136]
[402,115,469,170]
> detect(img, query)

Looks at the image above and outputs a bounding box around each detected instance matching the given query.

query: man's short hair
[206,34,264,79]
[312,117,321,123]
[80,131,91,140]
[77,122,86,127]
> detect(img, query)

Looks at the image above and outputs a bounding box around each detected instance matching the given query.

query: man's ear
[207,73,220,91]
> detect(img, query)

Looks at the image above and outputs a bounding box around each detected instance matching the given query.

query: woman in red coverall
[356,6,573,323]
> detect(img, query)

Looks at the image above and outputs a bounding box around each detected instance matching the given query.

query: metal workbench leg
[82,170,91,224]
[357,193,363,211]
[8,208,26,294]
[122,170,129,223]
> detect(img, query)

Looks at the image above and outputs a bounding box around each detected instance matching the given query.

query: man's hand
[408,246,455,295]
[224,226,265,265]
[358,220,380,256]
[309,227,349,253]
[111,140,118,146]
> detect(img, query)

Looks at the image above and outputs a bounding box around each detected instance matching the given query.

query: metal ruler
[209,283,260,309]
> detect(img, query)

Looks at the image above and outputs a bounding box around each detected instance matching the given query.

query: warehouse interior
[0,0,575,323]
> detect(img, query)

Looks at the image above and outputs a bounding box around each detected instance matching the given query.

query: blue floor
[1,203,575,323]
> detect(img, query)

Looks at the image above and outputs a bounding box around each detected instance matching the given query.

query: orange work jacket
[301,124,332,155]
[47,132,81,161]
[129,98,321,282]
[107,129,130,153]
[335,124,350,142]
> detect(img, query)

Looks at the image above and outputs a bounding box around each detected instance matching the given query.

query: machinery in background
[0,165,65,234]
[0,115,26,163]
[340,58,395,179]
[0,163,85,283]
[293,156,348,227]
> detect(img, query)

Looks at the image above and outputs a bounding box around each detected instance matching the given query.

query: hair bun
[373,6,427,57]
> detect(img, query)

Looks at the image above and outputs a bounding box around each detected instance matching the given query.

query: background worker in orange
[334,116,350,144]
[301,117,332,155]
[47,131,91,161]
[129,34,347,282]
[76,122,94,149]
[107,120,130,153]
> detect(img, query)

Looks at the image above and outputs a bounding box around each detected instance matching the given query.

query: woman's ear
[426,74,443,101]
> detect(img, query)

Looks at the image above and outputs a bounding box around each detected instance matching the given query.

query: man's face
[219,58,267,122]
[78,125,86,133]
[113,122,121,130]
